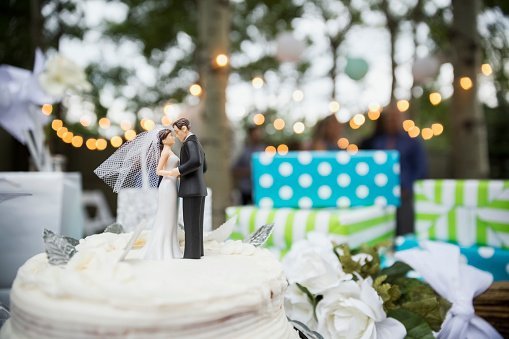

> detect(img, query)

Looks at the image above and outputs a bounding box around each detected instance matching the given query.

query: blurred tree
[449,0,489,178]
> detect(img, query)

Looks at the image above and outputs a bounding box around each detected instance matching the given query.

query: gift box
[252,150,400,209]
[0,172,83,291]
[226,204,396,256]
[395,235,509,281]
[415,180,509,249]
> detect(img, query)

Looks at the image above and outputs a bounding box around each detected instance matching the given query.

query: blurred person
[360,105,428,235]
[232,125,265,205]
[311,114,344,150]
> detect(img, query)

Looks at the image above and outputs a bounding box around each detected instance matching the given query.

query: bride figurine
[94,126,182,260]
[144,129,182,259]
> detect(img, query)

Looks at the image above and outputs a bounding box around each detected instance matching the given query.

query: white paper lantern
[412,56,440,83]
[276,32,305,63]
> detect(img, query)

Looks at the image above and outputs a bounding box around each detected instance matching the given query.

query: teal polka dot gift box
[252,150,401,209]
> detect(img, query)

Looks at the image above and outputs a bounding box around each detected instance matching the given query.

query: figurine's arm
[156,151,171,177]
[177,141,203,176]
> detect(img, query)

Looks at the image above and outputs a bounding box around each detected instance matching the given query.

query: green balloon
[345,57,369,80]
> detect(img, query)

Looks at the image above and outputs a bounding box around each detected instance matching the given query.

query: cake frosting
[1,232,298,339]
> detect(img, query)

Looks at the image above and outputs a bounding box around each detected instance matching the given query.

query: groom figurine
[168,118,207,259]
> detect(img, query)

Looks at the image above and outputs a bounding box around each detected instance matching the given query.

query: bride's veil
[94,126,170,193]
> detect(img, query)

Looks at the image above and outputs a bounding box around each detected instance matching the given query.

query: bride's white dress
[144,153,182,260]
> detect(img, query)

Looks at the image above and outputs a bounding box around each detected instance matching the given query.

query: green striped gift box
[415,179,509,249]
[225,205,396,256]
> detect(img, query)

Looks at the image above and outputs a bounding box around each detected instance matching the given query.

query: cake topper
[247,223,274,247]
[43,229,79,265]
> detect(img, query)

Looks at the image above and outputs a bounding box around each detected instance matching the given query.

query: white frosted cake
[1,232,298,339]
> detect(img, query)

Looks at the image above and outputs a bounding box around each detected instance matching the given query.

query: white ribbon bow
[395,241,502,339]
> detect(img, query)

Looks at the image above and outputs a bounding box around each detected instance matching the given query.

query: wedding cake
[0,231,298,339]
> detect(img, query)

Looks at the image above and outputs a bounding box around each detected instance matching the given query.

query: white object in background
[117,187,212,232]
[81,190,114,235]
[0,172,83,290]
[395,241,502,339]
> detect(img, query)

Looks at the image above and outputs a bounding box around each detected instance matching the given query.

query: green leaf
[379,261,413,283]
[388,308,435,339]
[394,277,451,332]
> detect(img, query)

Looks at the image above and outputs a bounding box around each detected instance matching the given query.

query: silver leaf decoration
[43,229,79,265]
[287,318,324,339]
[246,223,274,247]
[103,223,125,234]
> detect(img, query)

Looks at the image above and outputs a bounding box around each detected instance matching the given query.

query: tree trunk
[450,0,490,178]
[198,0,232,228]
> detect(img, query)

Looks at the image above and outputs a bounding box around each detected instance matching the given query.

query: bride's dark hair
[158,129,172,151]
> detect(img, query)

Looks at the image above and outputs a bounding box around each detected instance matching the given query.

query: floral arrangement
[283,233,450,339]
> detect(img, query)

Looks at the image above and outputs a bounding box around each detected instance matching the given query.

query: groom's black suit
[178,134,207,259]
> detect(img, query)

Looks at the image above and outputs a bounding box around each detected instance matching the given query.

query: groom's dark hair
[173,118,191,131]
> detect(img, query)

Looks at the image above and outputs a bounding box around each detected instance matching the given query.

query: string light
[86,138,97,150]
[292,90,304,102]
[80,116,91,127]
[421,128,433,140]
[402,120,415,132]
[329,101,340,113]
[110,136,123,148]
[98,117,111,129]
[368,110,380,120]
[481,64,492,76]
[352,114,366,126]
[277,144,289,155]
[56,127,68,138]
[51,119,63,131]
[41,104,53,116]
[161,116,172,126]
[346,144,358,154]
[265,145,276,154]
[349,119,360,130]
[429,92,442,106]
[71,136,83,148]
[274,118,285,130]
[125,129,137,141]
[293,122,305,134]
[397,100,410,112]
[189,84,202,96]
[252,77,264,89]
[214,54,229,68]
[408,126,420,138]
[253,114,265,125]
[143,119,155,131]
[337,138,349,149]
[431,123,444,136]
[459,77,473,90]
[96,139,107,151]
[62,132,73,144]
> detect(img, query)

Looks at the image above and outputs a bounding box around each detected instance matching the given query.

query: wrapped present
[226,204,396,255]
[415,180,509,249]
[396,235,509,281]
[252,150,400,209]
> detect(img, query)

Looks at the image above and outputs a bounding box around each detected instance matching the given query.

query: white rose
[316,278,406,339]
[283,232,351,294]
[38,54,91,97]
[284,283,317,330]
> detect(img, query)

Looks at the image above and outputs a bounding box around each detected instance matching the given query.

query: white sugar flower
[284,283,317,330]
[283,233,351,294]
[316,278,406,339]
[38,54,91,98]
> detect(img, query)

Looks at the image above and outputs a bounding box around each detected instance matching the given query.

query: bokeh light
[265,145,276,154]
[293,122,305,134]
[481,64,492,76]
[277,144,289,155]
[41,104,53,116]
[96,138,107,151]
[71,135,83,148]
[110,136,123,148]
[98,117,111,129]
[292,90,304,102]
[352,114,366,126]
[421,128,433,140]
[51,119,63,131]
[402,119,415,131]
[274,118,285,130]
[189,84,202,96]
[460,77,473,90]
[397,100,410,112]
[337,137,349,149]
[408,126,420,138]
[252,77,264,89]
[125,129,137,141]
[329,101,340,113]
[215,54,229,67]
[253,113,265,125]
[86,138,97,150]
[432,123,444,136]
[429,92,442,106]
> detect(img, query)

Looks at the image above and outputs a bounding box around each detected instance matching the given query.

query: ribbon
[395,241,502,339]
